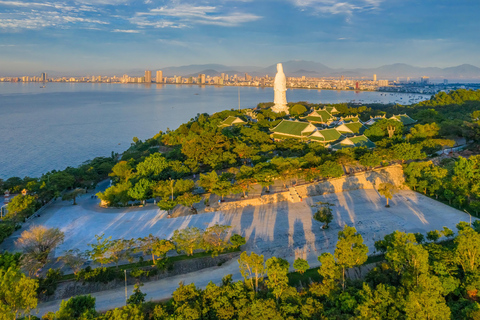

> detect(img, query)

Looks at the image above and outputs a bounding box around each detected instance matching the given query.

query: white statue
[271,63,289,114]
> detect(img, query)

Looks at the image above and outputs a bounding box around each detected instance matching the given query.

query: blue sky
[1,0,479,75]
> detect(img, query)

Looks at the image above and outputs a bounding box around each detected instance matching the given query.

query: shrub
[75,266,122,284]
[37,268,62,297]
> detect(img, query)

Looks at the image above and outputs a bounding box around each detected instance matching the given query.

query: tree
[172,227,203,256]
[106,238,135,267]
[62,188,86,205]
[265,257,290,300]
[127,283,147,305]
[384,231,429,287]
[109,161,134,182]
[151,239,175,264]
[203,224,232,256]
[355,283,402,320]
[253,168,278,192]
[136,153,169,178]
[230,234,246,248]
[455,226,480,273]
[319,160,344,179]
[290,104,307,116]
[442,227,454,239]
[57,249,86,275]
[16,225,65,274]
[377,182,397,207]
[97,181,132,207]
[198,171,220,194]
[238,251,265,293]
[334,225,369,290]
[6,194,37,221]
[470,200,480,215]
[405,274,451,320]
[293,258,309,274]
[392,143,425,163]
[364,119,404,142]
[87,234,112,266]
[128,178,152,205]
[176,192,201,213]
[359,152,381,169]
[426,230,441,243]
[54,295,96,319]
[313,203,334,229]
[317,252,341,295]
[157,199,177,216]
[0,266,38,320]
[444,189,455,205]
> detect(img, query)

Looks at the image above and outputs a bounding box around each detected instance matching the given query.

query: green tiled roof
[219,116,246,127]
[344,122,366,134]
[272,133,302,140]
[317,110,333,122]
[349,135,376,148]
[271,120,315,137]
[305,116,324,123]
[331,135,375,150]
[309,135,325,142]
[343,117,359,123]
[325,106,338,113]
[318,129,342,141]
[391,114,417,125]
[305,110,333,123]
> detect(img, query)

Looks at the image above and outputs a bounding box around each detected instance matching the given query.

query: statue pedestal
[272,104,289,114]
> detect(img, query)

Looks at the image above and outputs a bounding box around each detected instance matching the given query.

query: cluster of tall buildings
[2,70,469,95]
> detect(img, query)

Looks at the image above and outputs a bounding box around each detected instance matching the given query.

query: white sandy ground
[2,189,473,316]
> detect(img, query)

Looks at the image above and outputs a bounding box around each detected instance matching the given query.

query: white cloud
[0,1,109,30]
[134,3,261,27]
[112,28,140,33]
[292,0,383,15]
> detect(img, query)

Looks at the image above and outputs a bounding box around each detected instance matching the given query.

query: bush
[230,234,246,248]
[37,268,62,297]
[0,222,16,244]
[75,266,122,284]
[55,295,96,319]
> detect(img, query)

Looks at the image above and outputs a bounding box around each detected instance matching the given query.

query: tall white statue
[271,63,289,114]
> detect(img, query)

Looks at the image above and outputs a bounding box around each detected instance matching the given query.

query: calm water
[0,83,430,179]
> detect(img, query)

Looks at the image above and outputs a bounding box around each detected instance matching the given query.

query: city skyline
[1,0,479,75]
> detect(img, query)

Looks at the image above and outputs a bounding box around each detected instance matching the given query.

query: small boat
[40,85,46,88]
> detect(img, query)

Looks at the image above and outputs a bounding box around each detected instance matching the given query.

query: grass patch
[288,267,321,287]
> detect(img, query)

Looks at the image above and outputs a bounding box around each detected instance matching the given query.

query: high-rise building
[340,75,344,81]
[199,74,206,84]
[156,70,163,83]
[373,74,377,82]
[145,70,152,83]
[420,76,429,84]
[444,79,448,85]
[41,72,47,82]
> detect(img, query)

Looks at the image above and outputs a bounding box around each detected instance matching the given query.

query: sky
[1,0,479,75]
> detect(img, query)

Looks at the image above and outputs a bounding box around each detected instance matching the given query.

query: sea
[0,82,431,179]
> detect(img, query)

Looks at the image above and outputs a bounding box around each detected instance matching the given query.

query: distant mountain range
[156,60,480,80]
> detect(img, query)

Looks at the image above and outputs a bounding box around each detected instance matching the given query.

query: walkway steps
[288,187,302,203]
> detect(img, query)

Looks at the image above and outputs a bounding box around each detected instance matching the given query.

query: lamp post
[124,269,127,305]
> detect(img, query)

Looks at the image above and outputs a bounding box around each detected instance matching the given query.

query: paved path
[6,189,472,316]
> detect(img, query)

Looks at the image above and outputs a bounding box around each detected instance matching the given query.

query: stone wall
[219,165,405,210]
[42,252,240,302]
[297,164,405,198]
